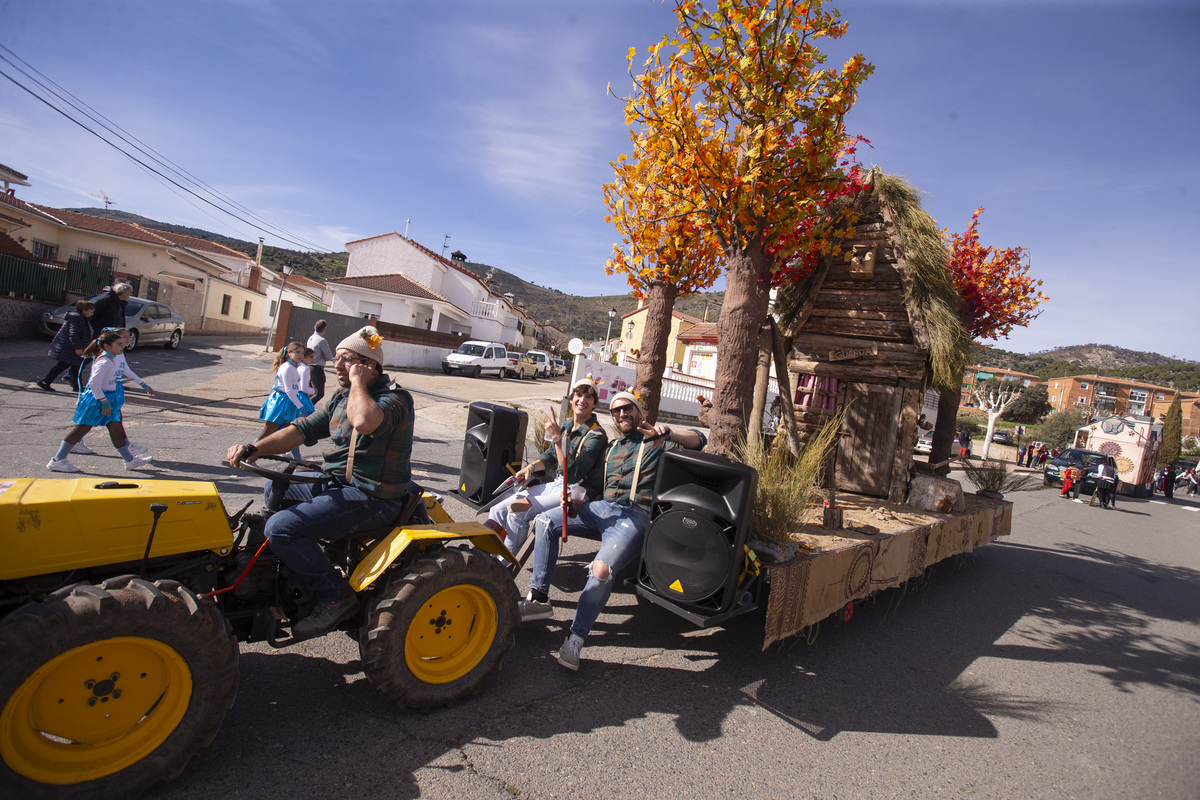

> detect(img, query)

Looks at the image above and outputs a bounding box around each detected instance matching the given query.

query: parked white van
[526,349,551,378]
[441,341,509,378]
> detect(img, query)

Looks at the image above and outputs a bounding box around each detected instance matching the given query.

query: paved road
[2,337,1197,800]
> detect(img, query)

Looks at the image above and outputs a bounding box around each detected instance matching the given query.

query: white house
[340,233,525,346]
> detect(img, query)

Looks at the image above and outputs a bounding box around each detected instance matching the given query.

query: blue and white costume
[259,359,315,424]
[73,352,142,426]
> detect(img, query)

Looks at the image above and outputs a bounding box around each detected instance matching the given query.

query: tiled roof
[328,273,456,306]
[152,229,251,260]
[677,322,719,341]
[287,273,327,290]
[0,230,33,259]
[26,204,176,245]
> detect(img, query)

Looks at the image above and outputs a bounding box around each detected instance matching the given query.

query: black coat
[91,289,127,337]
[47,311,92,365]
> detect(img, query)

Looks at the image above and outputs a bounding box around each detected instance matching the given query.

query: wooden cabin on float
[778,172,969,502]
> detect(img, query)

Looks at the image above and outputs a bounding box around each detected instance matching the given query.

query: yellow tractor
[0,457,519,799]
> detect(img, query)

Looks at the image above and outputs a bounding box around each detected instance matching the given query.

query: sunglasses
[611,404,638,417]
[334,355,371,366]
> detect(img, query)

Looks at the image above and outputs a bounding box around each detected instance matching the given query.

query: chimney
[249,237,263,292]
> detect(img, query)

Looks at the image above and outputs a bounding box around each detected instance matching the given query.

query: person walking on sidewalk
[306,319,335,404]
[957,427,971,460]
[37,300,93,392]
[46,330,154,473]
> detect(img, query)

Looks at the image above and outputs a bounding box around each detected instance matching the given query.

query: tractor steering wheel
[237,454,333,511]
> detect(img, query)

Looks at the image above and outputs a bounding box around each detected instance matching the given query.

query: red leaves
[946,207,1047,341]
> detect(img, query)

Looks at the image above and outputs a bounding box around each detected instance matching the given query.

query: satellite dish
[568,338,583,355]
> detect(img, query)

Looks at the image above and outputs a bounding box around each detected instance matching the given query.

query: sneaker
[123,454,154,471]
[519,595,553,622]
[126,442,149,455]
[71,441,96,455]
[557,633,584,671]
[293,593,360,639]
[35,379,55,392]
[47,457,81,473]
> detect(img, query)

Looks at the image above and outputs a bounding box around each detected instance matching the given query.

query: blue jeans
[489,477,566,552]
[530,500,649,639]
[263,482,406,603]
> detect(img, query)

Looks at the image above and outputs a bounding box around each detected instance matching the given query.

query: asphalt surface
[1,336,1197,800]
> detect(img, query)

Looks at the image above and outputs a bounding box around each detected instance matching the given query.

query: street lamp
[604,307,617,355]
[265,263,294,351]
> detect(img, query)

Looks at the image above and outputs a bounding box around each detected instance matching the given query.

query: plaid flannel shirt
[534,413,608,499]
[292,374,413,500]
[601,427,708,512]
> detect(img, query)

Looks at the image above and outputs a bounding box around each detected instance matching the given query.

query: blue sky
[2,1,1197,360]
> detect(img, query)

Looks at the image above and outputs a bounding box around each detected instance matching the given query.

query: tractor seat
[324,483,430,544]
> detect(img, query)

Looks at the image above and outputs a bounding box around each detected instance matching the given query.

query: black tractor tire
[0,576,239,800]
[360,548,519,711]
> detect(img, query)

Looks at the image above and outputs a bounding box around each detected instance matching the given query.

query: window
[78,249,117,269]
[358,300,382,319]
[243,300,252,320]
[269,300,277,317]
[31,240,58,260]
[1157,393,1166,401]
[221,294,232,315]
[1075,396,1087,405]
[1080,382,1089,389]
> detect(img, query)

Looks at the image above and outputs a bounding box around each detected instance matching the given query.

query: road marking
[1182,507,1198,513]
[1150,501,1168,505]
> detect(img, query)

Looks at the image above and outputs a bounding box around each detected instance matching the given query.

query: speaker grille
[642,507,735,603]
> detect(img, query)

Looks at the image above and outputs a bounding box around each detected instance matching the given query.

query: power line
[0,44,332,253]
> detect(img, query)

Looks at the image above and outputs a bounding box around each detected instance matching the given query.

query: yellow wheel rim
[1,636,192,785]
[404,585,497,684]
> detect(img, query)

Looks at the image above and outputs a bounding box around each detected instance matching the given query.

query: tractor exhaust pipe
[139,503,169,577]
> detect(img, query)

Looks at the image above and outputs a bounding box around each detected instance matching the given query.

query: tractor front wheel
[0,576,239,800]
[360,548,519,711]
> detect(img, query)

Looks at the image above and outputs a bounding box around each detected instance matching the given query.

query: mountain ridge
[62,208,1194,386]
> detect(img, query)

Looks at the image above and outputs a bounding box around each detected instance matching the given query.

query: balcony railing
[471,300,500,320]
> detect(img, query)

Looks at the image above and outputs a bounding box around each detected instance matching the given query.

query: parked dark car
[991,430,1014,445]
[1043,448,1116,492]
[41,294,185,350]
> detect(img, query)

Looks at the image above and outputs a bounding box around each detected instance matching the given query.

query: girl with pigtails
[47,330,155,473]
[257,341,315,459]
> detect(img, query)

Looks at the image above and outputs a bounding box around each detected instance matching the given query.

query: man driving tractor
[226,325,414,639]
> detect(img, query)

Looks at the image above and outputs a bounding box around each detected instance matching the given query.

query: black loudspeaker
[636,449,758,619]
[454,402,527,506]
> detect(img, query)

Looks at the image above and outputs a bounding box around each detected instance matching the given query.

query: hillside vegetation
[974,343,1200,391]
[64,209,1191,385]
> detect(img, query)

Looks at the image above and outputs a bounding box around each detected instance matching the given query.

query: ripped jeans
[529,499,649,639]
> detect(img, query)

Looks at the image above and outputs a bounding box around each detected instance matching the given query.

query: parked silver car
[41,294,186,350]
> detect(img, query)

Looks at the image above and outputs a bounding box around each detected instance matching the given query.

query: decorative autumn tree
[929,208,1048,469]
[1158,393,1182,467]
[620,0,873,454]
[603,116,723,423]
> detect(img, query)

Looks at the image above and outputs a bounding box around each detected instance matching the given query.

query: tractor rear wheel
[0,576,239,800]
[360,547,519,711]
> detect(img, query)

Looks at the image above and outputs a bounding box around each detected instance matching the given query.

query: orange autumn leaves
[602,0,873,296]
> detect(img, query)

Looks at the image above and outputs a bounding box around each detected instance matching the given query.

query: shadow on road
[152,535,1200,798]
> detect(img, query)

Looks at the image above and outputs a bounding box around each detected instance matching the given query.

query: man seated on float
[521,389,706,671]
[486,375,608,553]
[226,326,414,640]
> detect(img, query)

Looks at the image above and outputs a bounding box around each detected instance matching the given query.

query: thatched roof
[773,169,971,392]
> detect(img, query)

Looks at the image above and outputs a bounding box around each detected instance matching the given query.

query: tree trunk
[633,281,679,425]
[931,386,961,475]
[709,243,772,456]
[768,317,803,459]
[750,323,772,451]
